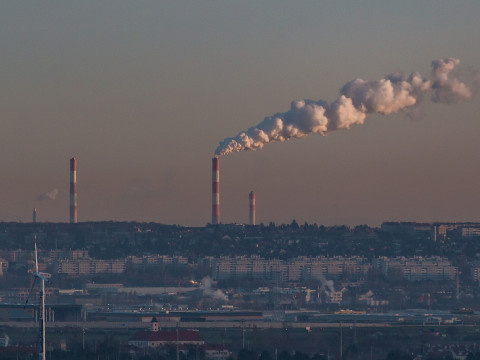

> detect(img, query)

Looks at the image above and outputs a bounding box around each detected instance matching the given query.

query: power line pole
[340,322,343,360]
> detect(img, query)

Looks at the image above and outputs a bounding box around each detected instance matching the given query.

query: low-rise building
[128,318,204,350]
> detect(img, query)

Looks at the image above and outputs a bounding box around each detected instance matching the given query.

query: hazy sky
[1,1,479,226]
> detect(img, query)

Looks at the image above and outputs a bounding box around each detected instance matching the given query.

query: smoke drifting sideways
[200,276,228,301]
[36,188,66,201]
[215,58,477,156]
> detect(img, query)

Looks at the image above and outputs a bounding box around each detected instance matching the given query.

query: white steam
[36,188,65,201]
[315,274,335,296]
[215,58,475,155]
[200,276,228,301]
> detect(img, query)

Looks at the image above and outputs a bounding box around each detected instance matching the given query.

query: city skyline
[1,2,479,226]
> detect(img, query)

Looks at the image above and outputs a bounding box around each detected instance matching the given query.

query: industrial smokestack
[212,157,220,225]
[70,157,77,223]
[33,208,37,224]
[249,191,255,226]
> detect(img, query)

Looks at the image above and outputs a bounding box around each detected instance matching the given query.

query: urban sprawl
[1,221,480,360]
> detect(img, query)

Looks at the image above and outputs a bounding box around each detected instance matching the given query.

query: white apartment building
[461,227,480,239]
[374,256,457,281]
[212,256,371,281]
[127,255,188,267]
[56,259,126,276]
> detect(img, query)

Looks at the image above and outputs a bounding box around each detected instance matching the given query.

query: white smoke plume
[315,274,335,296]
[36,188,66,201]
[215,58,475,155]
[1,333,9,347]
[200,276,228,301]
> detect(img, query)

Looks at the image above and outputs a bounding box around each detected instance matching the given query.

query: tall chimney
[33,208,37,224]
[70,157,77,223]
[212,157,220,225]
[249,191,255,225]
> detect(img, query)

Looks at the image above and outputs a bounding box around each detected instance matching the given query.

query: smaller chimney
[212,157,220,225]
[70,157,77,223]
[33,208,37,224]
[249,191,255,225]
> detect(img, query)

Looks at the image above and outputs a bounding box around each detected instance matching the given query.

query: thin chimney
[249,191,255,225]
[70,158,77,223]
[212,157,220,224]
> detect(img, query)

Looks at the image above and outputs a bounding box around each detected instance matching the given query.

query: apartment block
[374,256,457,281]
[56,259,126,276]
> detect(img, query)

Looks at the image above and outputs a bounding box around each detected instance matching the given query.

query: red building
[128,318,204,350]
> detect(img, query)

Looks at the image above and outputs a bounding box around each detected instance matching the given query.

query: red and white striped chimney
[70,157,77,223]
[212,157,220,224]
[249,191,255,225]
